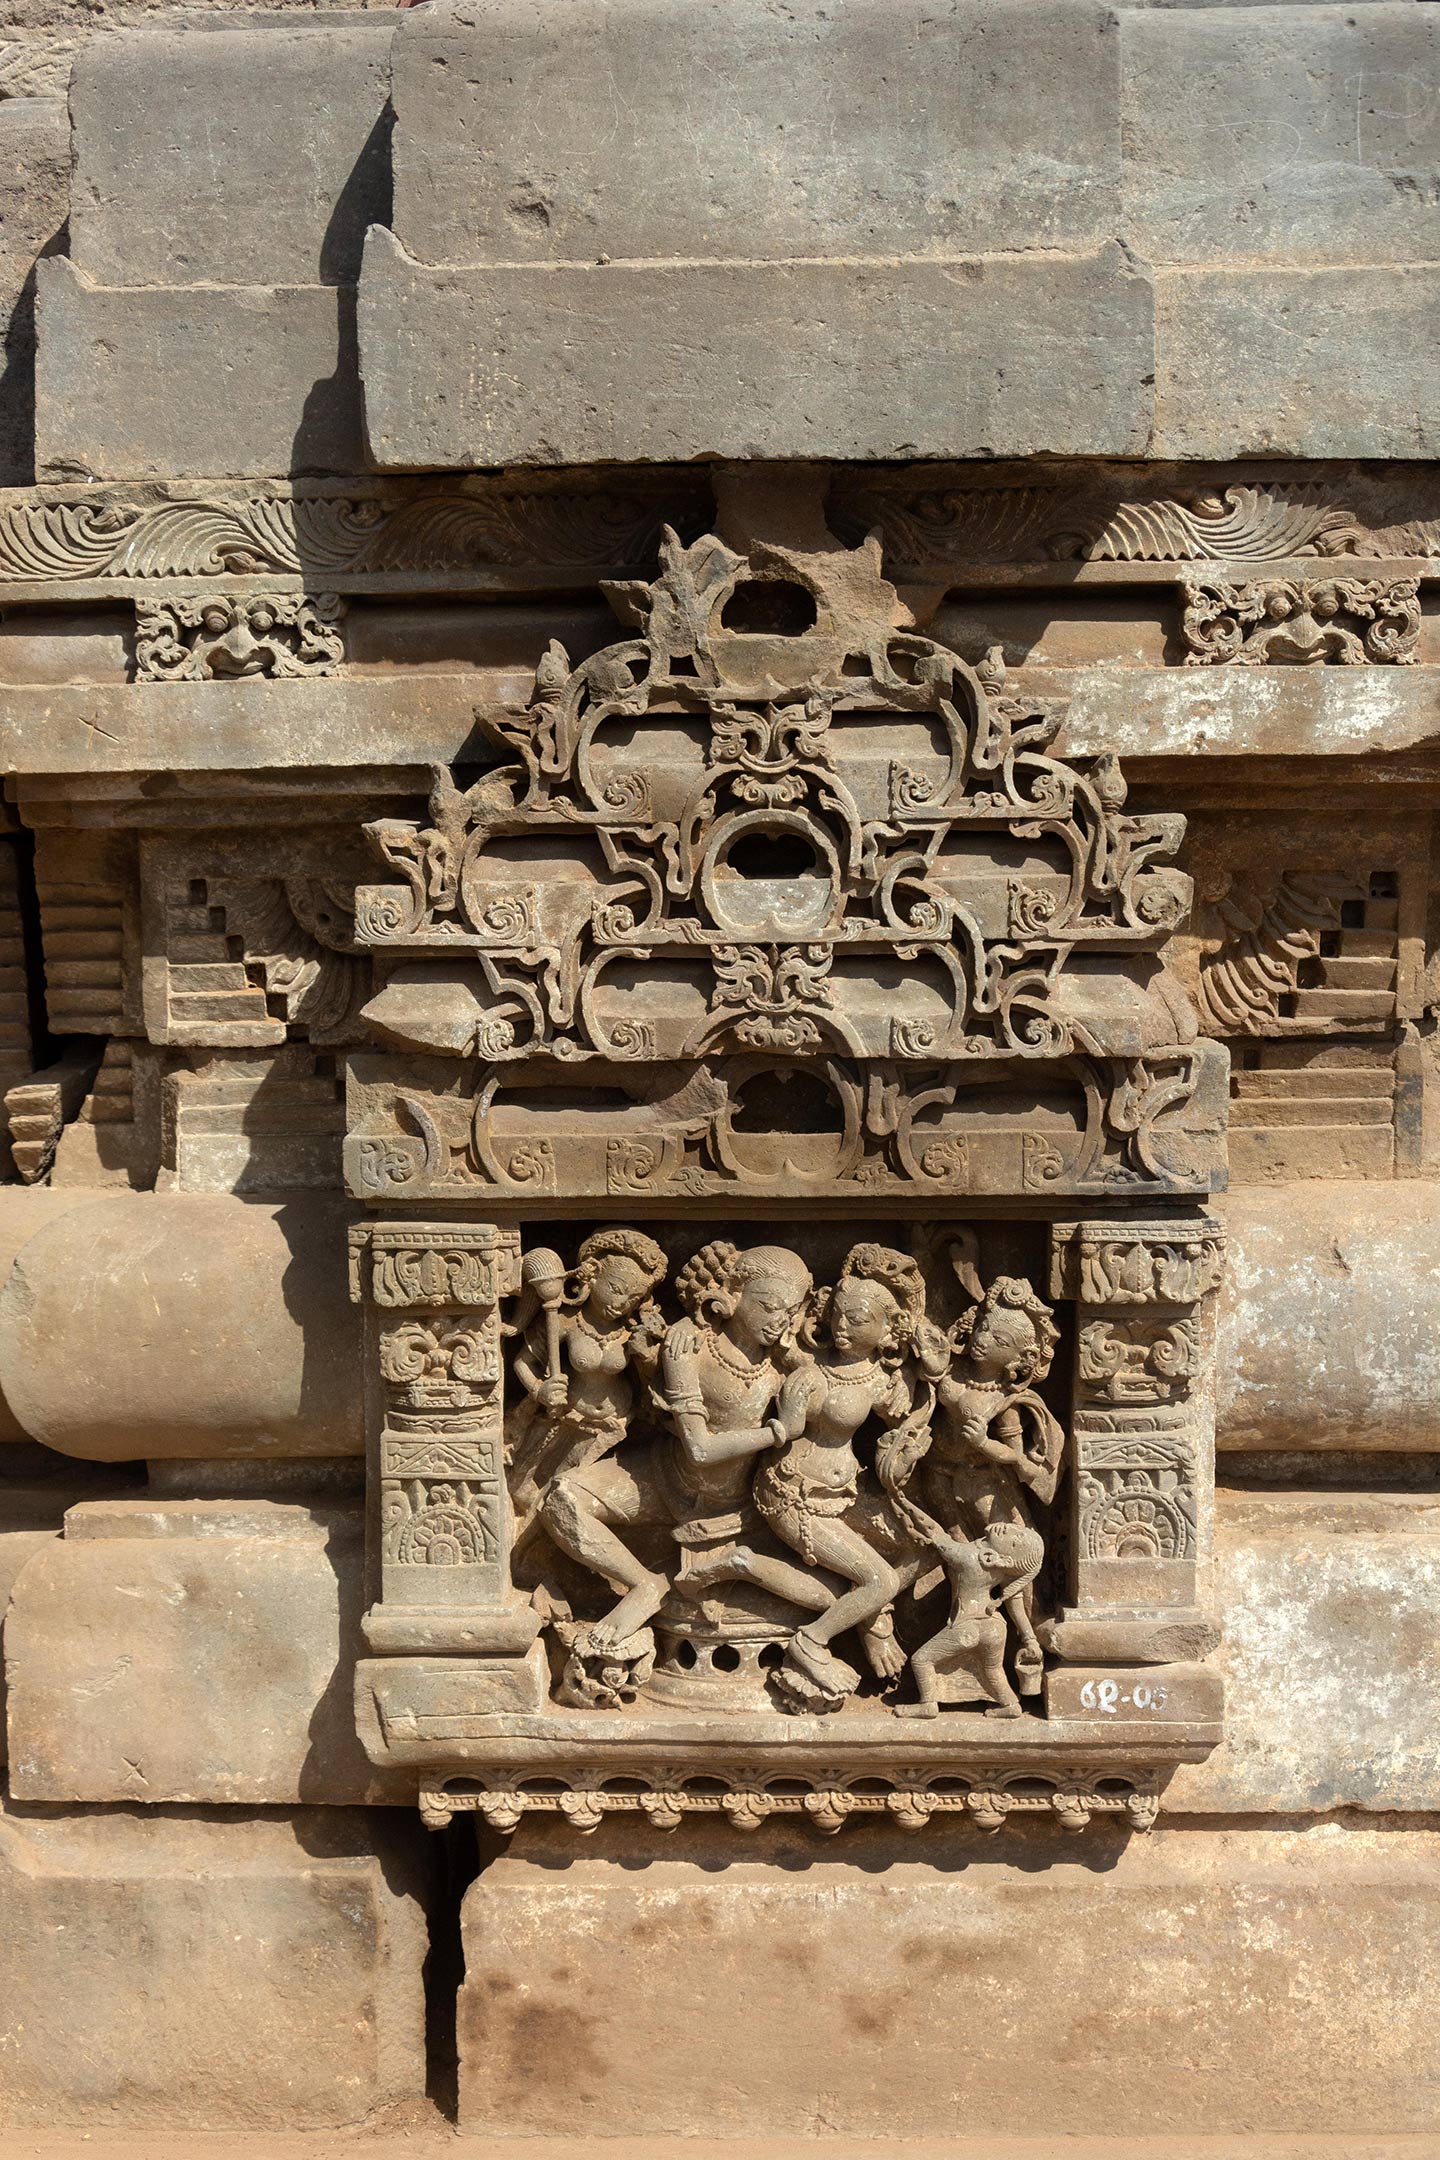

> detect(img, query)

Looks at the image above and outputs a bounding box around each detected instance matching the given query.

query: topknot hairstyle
[821,1242,928,1364]
[675,1240,812,1325]
[955,1275,1059,1387]
[572,1225,667,1300]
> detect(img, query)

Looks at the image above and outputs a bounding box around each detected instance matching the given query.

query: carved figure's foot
[984,1701,1023,1719]
[554,1621,656,1709]
[772,1629,859,1715]
[893,1699,940,1719]
[860,1612,905,1681]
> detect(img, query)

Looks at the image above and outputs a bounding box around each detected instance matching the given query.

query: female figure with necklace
[754,1243,926,1709]
[509,1226,668,1547]
[542,1240,813,1671]
[879,1273,1062,1694]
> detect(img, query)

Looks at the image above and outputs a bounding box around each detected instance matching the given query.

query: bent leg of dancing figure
[542,1464,670,1643]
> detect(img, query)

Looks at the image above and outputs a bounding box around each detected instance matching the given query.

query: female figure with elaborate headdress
[879,1274,1063,1693]
[508,1226,669,1546]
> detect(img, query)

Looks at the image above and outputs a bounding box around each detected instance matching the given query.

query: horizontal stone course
[1153,265,1440,459]
[1123,5,1440,266]
[4,1497,393,1804]
[460,1816,1440,2137]
[68,24,391,289]
[1170,1491,1440,1814]
[389,0,1122,268]
[359,235,1156,466]
[36,262,364,482]
[0,1801,428,2128]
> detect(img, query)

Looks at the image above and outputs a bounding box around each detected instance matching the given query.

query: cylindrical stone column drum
[0,1191,362,1460]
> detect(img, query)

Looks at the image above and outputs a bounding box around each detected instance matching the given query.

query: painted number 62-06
[1079,1678,1169,1714]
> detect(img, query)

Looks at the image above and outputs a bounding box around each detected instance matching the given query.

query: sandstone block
[69,24,391,289]
[1171,1491,1440,1815]
[359,235,1155,467]
[1125,5,1440,266]
[0,1188,93,1442]
[1216,1182,1440,1452]
[459,1816,1440,2137]
[36,260,364,481]
[390,0,1121,267]
[0,1801,428,2128]
[0,94,68,486]
[0,1193,360,1460]
[5,1497,391,1803]
[1154,265,1440,459]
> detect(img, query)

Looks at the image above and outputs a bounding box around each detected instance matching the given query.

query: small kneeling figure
[895,1519,1045,1720]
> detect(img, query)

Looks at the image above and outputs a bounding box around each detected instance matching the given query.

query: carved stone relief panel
[133,593,346,682]
[349,1211,1224,1830]
[343,514,1228,1830]
[345,522,1223,1210]
[1179,578,1420,668]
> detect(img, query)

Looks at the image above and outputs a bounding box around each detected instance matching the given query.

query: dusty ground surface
[2,2134,1438,2159]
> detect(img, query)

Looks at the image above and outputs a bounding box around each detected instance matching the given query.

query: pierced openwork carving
[1179,577,1420,668]
[354,527,1192,1068]
[346,511,1227,1826]
[133,592,346,681]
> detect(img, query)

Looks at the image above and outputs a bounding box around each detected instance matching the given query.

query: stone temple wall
[1,0,1439,2140]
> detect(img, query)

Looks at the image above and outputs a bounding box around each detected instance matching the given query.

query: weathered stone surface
[459,1815,1440,2137]
[1154,267,1440,459]
[69,24,391,289]
[36,260,364,481]
[1125,5,1440,266]
[0,1801,428,2128]
[0,1193,360,1460]
[359,234,1156,467]
[0,95,68,486]
[0,1188,92,1441]
[4,1497,395,1803]
[1170,1492,1440,1814]
[390,0,1121,267]
[1216,1183,1440,1452]
[3,662,1440,778]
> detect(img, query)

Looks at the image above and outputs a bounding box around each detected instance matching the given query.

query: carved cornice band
[2,465,1439,596]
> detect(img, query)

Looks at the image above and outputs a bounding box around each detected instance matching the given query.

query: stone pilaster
[348,1219,537,1659]
[1046,1216,1225,1672]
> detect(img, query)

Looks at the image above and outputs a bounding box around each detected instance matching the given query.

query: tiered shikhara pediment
[345,526,1226,1208]
[346,516,1226,1832]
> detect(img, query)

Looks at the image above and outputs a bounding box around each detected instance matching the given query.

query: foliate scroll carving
[352,525,1200,1083]
[830,468,1440,568]
[0,478,707,585]
[345,1036,1229,1207]
[133,593,346,681]
[1049,1224,1224,1308]
[1194,868,1398,1039]
[1179,578,1420,667]
[351,1222,522,1311]
[1077,1319,1197,1405]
